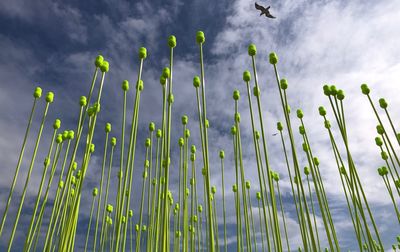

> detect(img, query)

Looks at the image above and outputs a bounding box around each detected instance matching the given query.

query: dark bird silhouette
[272,133,278,136]
[255,2,276,18]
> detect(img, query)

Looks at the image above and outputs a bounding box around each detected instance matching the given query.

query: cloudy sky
[1,0,400,251]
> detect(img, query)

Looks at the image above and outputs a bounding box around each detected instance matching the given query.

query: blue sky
[0,0,400,251]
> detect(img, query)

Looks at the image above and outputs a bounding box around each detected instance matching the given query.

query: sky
[0,0,400,251]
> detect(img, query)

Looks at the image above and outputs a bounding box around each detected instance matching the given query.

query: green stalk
[0,88,40,237]
[245,182,258,252]
[100,136,116,249]
[23,120,59,250]
[93,125,110,251]
[219,151,228,252]
[135,140,150,252]
[8,93,53,251]
[84,188,98,252]
[250,48,283,251]
[256,193,266,252]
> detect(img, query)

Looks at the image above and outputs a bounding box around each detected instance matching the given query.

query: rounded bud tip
[248,44,257,56]
[196,31,205,44]
[34,87,42,98]
[79,96,87,106]
[379,98,388,109]
[233,90,240,101]
[193,76,201,88]
[219,150,225,159]
[139,47,147,59]
[100,60,109,73]
[168,35,177,48]
[53,119,61,129]
[361,83,370,95]
[243,70,251,82]
[280,79,288,90]
[122,80,129,91]
[105,123,111,133]
[45,92,54,103]
[95,55,104,67]
[111,137,117,146]
[149,122,155,132]
[269,52,278,64]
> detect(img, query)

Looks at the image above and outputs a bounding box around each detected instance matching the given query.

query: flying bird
[255,2,276,19]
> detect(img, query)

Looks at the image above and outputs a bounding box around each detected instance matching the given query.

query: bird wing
[255,2,266,12]
[266,13,276,18]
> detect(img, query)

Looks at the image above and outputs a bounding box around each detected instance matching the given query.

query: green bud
[297,109,304,119]
[339,166,346,175]
[233,90,240,100]
[185,129,190,138]
[378,98,388,109]
[105,123,111,133]
[243,70,251,82]
[168,93,174,104]
[273,172,280,181]
[255,130,260,139]
[245,181,251,189]
[361,84,370,95]
[56,134,63,144]
[232,184,238,192]
[319,106,326,116]
[89,143,95,153]
[277,122,283,131]
[190,153,195,161]
[34,87,42,98]
[330,85,337,96]
[53,119,61,129]
[323,85,331,96]
[235,112,241,123]
[162,67,170,79]
[205,119,209,128]
[92,187,98,196]
[168,35,177,48]
[95,55,104,67]
[145,138,151,147]
[381,151,388,160]
[191,145,196,153]
[253,86,260,97]
[136,79,144,91]
[304,166,310,175]
[182,115,188,125]
[45,92,54,103]
[68,130,74,140]
[313,157,320,166]
[324,120,331,129]
[178,137,184,147]
[160,75,166,85]
[375,136,383,146]
[122,80,129,91]
[337,89,345,100]
[62,131,68,141]
[299,126,305,135]
[211,186,216,194]
[149,122,155,131]
[376,124,385,135]
[193,76,201,88]
[100,60,109,72]
[280,79,288,90]
[219,150,225,159]
[269,52,278,64]
[302,142,308,152]
[256,192,261,200]
[198,205,203,213]
[196,31,205,44]
[157,129,162,138]
[231,125,237,135]
[44,158,50,166]
[248,44,257,56]
[72,162,77,170]
[110,137,116,147]
[79,96,87,106]
[135,224,140,232]
[139,47,147,59]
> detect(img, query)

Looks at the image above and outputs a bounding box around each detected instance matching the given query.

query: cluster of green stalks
[0,31,399,252]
